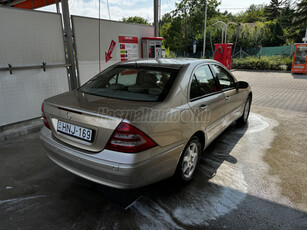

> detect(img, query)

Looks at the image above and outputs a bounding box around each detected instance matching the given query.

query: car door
[188,64,225,142]
[211,64,243,128]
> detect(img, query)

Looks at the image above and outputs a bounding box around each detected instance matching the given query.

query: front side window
[190,65,219,100]
[212,65,235,89]
[79,67,176,102]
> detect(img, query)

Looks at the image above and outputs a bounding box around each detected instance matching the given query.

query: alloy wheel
[181,142,199,179]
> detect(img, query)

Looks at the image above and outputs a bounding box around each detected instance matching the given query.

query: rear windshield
[79,66,178,102]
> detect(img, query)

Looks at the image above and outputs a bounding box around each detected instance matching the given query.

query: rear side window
[190,65,219,100]
[79,67,177,102]
[212,65,235,89]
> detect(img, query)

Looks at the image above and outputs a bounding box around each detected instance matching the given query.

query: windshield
[79,66,178,102]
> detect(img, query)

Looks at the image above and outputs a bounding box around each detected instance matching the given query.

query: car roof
[115,58,219,70]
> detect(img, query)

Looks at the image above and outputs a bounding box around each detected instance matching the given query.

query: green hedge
[232,56,293,71]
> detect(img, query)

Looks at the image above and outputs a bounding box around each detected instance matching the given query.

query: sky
[41,0,271,22]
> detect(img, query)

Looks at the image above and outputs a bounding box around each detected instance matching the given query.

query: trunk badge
[66,112,72,120]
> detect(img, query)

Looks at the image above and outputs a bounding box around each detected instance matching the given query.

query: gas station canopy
[0,0,60,9]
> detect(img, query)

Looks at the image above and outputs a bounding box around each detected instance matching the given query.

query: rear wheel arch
[174,131,205,172]
[191,131,205,152]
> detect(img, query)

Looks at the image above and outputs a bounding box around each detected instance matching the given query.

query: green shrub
[165,47,177,58]
[232,56,293,71]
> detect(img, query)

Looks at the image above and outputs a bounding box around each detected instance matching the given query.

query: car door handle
[199,105,208,110]
[225,96,231,101]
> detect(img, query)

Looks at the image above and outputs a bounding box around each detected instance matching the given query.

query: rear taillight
[41,103,51,130]
[105,122,157,153]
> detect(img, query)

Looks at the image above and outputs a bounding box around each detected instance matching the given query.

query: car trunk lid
[44,90,159,152]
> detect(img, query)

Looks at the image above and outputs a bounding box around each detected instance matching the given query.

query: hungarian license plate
[57,120,93,142]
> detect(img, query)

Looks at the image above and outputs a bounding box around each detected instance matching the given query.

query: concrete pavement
[234,71,307,112]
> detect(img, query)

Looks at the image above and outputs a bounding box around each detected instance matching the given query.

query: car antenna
[135,61,138,69]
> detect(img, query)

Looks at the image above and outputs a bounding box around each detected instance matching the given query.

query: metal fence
[175,45,295,59]
[232,45,294,58]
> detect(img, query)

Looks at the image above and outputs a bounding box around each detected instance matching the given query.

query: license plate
[57,120,93,142]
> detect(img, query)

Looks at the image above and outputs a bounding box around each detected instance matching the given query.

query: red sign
[118,36,138,44]
[105,40,116,62]
[13,0,60,9]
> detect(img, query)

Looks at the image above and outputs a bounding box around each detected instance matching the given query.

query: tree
[161,0,220,52]
[294,0,307,30]
[243,4,266,23]
[278,1,295,28]
[160,0,305,54]
[264,20,285,46]
[160,15,184,51]
[264,0,283,20]
[278,1,295,44]
[122,16,150,25]
[295,0,307,25]
[292,0,307,42]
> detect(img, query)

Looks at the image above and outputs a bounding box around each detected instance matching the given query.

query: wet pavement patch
[126,121,250,228]
[94,184,148,209]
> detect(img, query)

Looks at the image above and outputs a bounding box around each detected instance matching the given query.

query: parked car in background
[39,59,252,189]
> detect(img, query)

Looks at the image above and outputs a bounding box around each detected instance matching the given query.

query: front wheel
[237,95,251,125]
[174,137,201,184]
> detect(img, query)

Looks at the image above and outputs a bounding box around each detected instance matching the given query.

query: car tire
[237,95,251,126]
[174,136,201,185]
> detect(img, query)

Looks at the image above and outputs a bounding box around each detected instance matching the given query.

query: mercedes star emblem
[66,112,72,120]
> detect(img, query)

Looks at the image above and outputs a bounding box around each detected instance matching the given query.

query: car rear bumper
[39,127,185,189]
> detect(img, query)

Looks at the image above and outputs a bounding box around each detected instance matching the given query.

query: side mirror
[235,81,249,89]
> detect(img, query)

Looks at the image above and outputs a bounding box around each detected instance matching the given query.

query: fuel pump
[142,37,164,58]
[291,28,307,74]
[210,21,240,70]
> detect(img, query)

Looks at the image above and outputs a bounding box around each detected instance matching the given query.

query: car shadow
[93,121,249,208]
[292,73,307,79]
[144,122,248,196]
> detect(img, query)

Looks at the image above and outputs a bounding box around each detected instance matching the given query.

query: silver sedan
[39,59,252,189]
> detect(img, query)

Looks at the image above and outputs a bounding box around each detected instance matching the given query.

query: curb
[0,118,43,142]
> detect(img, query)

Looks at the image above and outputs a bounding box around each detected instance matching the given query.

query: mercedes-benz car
[39,59,252,189]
